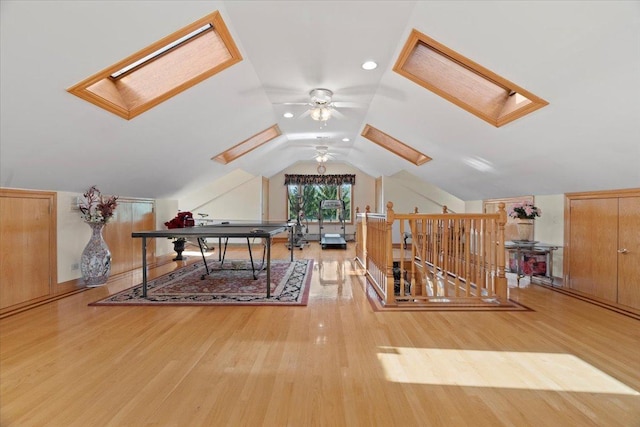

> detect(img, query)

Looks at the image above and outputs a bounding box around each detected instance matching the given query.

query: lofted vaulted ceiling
[1,1,639,201]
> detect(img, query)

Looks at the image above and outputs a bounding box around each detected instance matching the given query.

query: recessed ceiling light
[362,61,378,70]
[283,112,294,118]
[342,138,350,142]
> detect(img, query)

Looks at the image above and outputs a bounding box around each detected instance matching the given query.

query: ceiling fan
[313,145,335,174]
[312,145,336,162]
[279,88,357,122]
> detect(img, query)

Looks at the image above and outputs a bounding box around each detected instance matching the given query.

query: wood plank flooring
[1,243,639,426]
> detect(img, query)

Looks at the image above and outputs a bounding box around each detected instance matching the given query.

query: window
[393,29,548,127]
[212,125,281,164]
[361,124,432,166]
[67,11,242,120]
[287,184,352,223]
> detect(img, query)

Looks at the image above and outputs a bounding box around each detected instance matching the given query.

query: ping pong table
[131,221,293,298]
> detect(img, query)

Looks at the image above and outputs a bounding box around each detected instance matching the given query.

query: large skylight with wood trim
[361,125,432,166]
[213,125,282,164]
[393,29,548,127]
[67,11,242,120]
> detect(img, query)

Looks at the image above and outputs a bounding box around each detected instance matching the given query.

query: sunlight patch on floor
[378,346,639,395]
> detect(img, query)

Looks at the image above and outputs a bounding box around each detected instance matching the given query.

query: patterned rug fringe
[90,259,313,306]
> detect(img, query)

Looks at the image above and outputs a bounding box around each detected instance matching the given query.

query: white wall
[182,176,263,221]
[179,169,256,213]
[382,170,466,214]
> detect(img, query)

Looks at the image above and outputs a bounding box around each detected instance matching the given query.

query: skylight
[361,124,432,166]
[67,11,242,120]
[212,125,282,164]
[109,24,213,79]
[393,29,548,127]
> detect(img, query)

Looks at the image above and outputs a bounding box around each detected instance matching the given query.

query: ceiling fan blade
[297,110,311,119]
[331,101,368,108]
[329,108,346,119]
[273,102,310,106]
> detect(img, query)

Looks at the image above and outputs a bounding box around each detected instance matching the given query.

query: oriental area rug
[90,259,313,307]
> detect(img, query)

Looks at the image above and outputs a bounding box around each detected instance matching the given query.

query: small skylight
[68,11,242,120]
[361,124,432,166]
[283,112,294,118]
[212,125,281,164]
[393,29,548,127]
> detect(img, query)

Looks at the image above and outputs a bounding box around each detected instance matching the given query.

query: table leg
[197,237,211,279]
[220,238,229,266]
[516,248,522,287]
[267,238,271,298]
[289,225,294,261]
[141,237,148,298]
[247,238,257,279]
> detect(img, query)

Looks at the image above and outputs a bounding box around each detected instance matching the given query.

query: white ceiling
[1,1,639,201]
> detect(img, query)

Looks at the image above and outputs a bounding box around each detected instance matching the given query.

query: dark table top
[132,222,289,239]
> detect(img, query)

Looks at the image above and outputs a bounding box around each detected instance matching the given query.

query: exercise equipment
[319,199,347,249]
[286,193,309,250]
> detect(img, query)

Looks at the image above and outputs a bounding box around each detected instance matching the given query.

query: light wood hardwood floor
[1,243,639,426]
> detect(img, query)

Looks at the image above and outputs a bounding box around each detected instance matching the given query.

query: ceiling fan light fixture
[310,106,331,121]
[309,88,333,105]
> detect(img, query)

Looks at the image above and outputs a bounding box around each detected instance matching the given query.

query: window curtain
[284,174,356,186]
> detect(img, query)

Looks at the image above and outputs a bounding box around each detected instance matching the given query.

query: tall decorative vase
[516,219,534,241]
[81,222,112,287]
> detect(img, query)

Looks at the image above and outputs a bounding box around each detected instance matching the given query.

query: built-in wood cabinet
[103,199,155,276]
[0,189,57,312]
[1,190,156,316]
[564,189,640,310]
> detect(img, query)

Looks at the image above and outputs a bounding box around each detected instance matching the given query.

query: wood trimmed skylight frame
[361,124,432,166]
[393,29,548,127]
[213,125,282,164]
[67,11,242,120]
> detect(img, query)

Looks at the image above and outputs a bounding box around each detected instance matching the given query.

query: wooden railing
[355,202,508,307]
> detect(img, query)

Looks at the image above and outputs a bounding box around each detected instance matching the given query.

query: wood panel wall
[0,190,155,317]
[0,189,57,312]
[564,188,640,312]
[103,199,155,277]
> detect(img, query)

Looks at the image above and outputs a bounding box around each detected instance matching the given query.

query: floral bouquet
[508,201,541,220]
[165,211,195,229]
[78,185,118,223]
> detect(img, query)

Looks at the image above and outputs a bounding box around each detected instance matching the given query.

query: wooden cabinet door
[0,194,53,309]
[568,198,618,301]
[617,196,640,309]
[103,201,133,276]
[132,201,155,268]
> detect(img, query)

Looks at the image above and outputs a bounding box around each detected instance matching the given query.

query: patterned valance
[284,174,356,186]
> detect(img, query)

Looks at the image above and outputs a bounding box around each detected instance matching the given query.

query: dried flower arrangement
[78,185,118,223]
